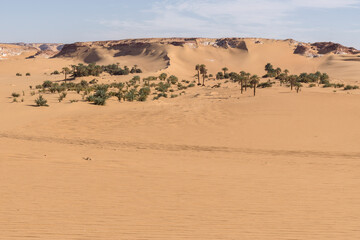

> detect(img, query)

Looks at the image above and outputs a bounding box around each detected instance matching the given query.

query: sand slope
[1,38,360,239]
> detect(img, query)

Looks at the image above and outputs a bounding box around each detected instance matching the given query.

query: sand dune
[1,38,360,239]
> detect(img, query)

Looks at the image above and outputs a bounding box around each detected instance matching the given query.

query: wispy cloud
[96,0,360,47]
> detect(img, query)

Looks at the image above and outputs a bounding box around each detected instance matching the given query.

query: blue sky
[1,0,359,48]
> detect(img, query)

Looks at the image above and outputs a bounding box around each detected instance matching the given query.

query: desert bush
[159,73,167,81]
[12,98,18,103]
[257,82,273,88]
[188,83,195,88]
[89,79,98,84]
[309,83,316,88]
[167,75,179,85]
[156,82,171,93]
[26,73,31,76]
[35,95,48,107]
[93,97,106,105]
[12,92,20,98]
[72,63,103,77]
[216,72,224,80]
[344,85,359,90]
[80,80,89,87]
[42,80,53,88]
[16,73,22,76]
[51,70,60,75]
[171,94,178,98]
[116,92,124,102]
[70,100,79,103]
[30,91,36,96]
[124,89,138,102]
[58,92,67,102]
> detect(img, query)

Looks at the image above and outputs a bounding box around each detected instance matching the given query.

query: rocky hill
[294,42,359,57]
[1,43,64,59]
[54,38,359,64]
[54,38,249,62]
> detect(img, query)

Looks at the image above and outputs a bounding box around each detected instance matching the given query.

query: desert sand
[1,38,360,239]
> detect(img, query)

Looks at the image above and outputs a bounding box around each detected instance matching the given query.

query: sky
[0,0,359,48]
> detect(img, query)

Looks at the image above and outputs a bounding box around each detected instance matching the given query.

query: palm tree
[245,73,250,91]
[222,67,228,75]
[250,75,260,96]
[284,69,289,76]
[294,82,302,93]
[265,63,273,73]
[239,76,245,94]
[275,68,282,77]
[315,71,321,86]
[62,67,71,82]
[289,75,298,91]
[195,64,201,86]
[200,64,207,86]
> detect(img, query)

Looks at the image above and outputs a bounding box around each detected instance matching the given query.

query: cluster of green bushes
[26,72,187,106]
[344,85,360,90]
[53,63,143,78]
[103,64,142,76]
[323,83,345,88]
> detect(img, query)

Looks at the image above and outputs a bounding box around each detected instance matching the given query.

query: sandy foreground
[1,47,360,239]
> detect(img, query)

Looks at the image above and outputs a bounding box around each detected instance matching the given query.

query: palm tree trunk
[253,84,256,96]
[241,81,243,94]
[197,71,201,85]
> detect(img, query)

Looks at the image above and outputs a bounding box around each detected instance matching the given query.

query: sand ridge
[1,38,360,239]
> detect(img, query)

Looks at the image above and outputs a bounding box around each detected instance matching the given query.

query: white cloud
[291,0,360,8]
[96,0,360,47]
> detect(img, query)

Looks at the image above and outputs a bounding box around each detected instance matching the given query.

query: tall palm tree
[222,67,228,75]
[294,82,302,93]
[245,73,251,91]
[239,76,245,94]
[289,75,298,91]
[195,64,201,86]
[62,67,71,82]
[200,64,207,86]
[250,75,260,96]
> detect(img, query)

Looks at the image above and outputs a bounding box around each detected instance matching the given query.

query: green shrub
[124,89,138,102]
[51,70,60,75]
[58,92,67,102]
[344,85,359,90]
[16,73,22,76]
[93,97,106,105]
[257,82,273,88]
[26,73,31,76]
[167,75,179,85]
[35,95,48,107]
[42,81,53,88]
[89,79,98,84]
[309,83,316,88]
[12,92,20,98]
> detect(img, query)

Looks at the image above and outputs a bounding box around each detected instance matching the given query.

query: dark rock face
[294,42,359,56]
[54,38,249,60]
